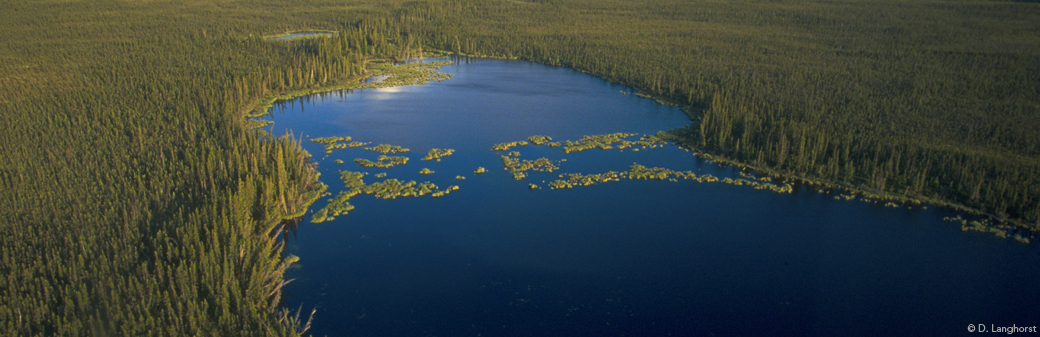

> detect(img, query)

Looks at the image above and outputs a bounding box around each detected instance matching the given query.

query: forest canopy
[1,0,1037,335]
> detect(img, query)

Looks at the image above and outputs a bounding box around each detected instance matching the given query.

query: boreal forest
[1,0,1037,335]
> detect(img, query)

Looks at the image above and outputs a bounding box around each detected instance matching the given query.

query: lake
[265,58,1040,336]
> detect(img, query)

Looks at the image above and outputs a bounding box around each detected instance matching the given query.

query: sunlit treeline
[698,88,1040,222]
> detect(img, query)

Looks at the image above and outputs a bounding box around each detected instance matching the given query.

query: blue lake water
[266,59,1040,336]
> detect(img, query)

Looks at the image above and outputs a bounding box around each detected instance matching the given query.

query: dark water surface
[268,59,1040,337]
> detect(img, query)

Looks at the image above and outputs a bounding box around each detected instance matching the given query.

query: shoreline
[239,58,453,121]
[423,48,1039,243]
[657,128,1037,243]
[246,48,1036,244]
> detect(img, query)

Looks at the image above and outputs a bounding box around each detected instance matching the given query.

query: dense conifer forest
[1,0,1037,334]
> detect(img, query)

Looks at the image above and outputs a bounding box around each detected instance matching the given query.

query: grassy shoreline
[241,59,453,122]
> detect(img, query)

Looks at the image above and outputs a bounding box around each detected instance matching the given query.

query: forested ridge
[1,0,1038,335]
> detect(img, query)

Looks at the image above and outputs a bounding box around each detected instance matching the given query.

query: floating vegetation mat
[311,136,370,154]
[309,137,459,224]
[365,144,410,154]
[500,154,560,181]
[548,171,624,189]
[310,132,797,225]
[355,155,409,168]
[545,164,793,193]
[304,131,1021,243]
[311,169,457,223]
[492,141,528,151]
[945,215,1031,244]
[562,133,668,154]
[494,133,667,153]
[422,148,455,161]
[526,135,553,145]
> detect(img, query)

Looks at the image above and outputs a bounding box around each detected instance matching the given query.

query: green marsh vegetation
[309,136,462,223]
[365,61,454,86]
[503,131,1031,240]
[365,144,411,155]
[3,0,1039,334]
[526,135,553,145]
[946,215,1032,244]
[422,148,456,161]
[495,133,794,193]
[311,136,368,154]
[491,140,529,151]
[354,155,410,168]
[310,168,458,224]
[561,133,669,154]
[499,154,560,181]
